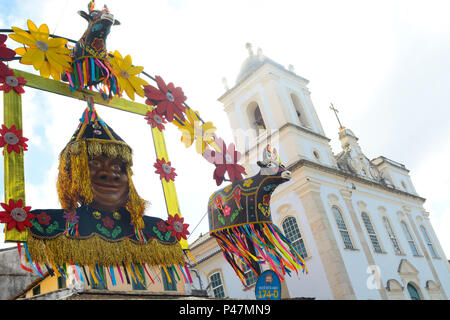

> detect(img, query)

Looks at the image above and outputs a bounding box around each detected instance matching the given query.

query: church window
[253,106,266,129]
[401,221,419,256]
[407,283,422,300]
[361,212,383,253]
[332,206,354,249]
[282,216,308,258]
[290,93,310,128]
[383,217,402,254]
[420,225,439,258]
[242,263,258,287]
[313,150,321,161]
[209,272,226,298]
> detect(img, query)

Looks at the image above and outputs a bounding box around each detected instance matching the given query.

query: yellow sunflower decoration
[110,50,149,101]
[9,19,72,81]
[173,108,217,154]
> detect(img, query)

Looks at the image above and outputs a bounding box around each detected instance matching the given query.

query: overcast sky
[0,0,449,259]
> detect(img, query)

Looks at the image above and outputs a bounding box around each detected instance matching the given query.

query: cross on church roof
[329,103,345,130]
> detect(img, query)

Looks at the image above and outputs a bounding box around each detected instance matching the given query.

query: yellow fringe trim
[27,234,185,267]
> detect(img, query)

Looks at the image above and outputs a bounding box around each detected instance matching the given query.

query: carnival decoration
[207,145,307,286]
[9,20,72,81]
[64,1,121,100]
[0,124,29,154]
[0,0,307,288]
[24,106,186,281]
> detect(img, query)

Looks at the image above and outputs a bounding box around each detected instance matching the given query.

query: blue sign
[255,270,281,300]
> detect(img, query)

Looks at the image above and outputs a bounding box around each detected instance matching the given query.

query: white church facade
[188,44,450,300]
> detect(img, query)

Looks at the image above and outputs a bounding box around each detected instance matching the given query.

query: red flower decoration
[145,109,167,131]
[102,216,115,229]
[165,213,190,241]
[214,195,223,210]
[144,76,187,122]
[154,157,177,182]
[0,67,26,95]
[36,212,51,226]
[0,34,16,60]
[203,137,246,186]
[0,199,34,232]
[0,124,29,154]
[157,220,167,232]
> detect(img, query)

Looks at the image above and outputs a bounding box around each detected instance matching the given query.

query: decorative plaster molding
[386,279,404,292]
[276,203,292,216]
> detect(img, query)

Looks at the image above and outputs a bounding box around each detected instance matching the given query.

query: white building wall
[271,189,334,299]
[319,184,382,299]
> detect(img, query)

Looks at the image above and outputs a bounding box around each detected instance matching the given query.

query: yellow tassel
[162,265,172,283]
[89,265,99,284]
[126,263,137,284]
[186,250,208,279]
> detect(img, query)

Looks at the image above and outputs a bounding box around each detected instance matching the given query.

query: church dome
[235,44,285,85]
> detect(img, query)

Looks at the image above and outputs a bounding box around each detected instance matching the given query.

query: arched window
[361,212,382,253]
[383,217,402,254]
[209,272,226,298]
[282,216,308,258]
[401,221,419,256]
[332,206,354,249]
[407,283,422,300]
[290,93,310,128]
[420,225,438,258]
[253,106,266,130]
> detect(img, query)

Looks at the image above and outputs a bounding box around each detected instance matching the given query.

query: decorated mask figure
[88,155,130,213]
[26,105,186,280]
[74,1,120,60]
[208,145,307,286]
[65,1,120,100]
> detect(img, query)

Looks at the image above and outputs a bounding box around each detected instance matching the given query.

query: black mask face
[74,8,120,60]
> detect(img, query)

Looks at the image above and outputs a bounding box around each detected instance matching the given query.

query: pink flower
[223,205,231,217]
[203,137,246,186]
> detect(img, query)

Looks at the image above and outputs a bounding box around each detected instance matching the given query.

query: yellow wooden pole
[3,90,27,242]
[149,110,188,250]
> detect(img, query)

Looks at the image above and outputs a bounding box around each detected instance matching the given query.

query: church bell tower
[218,43,336,174]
